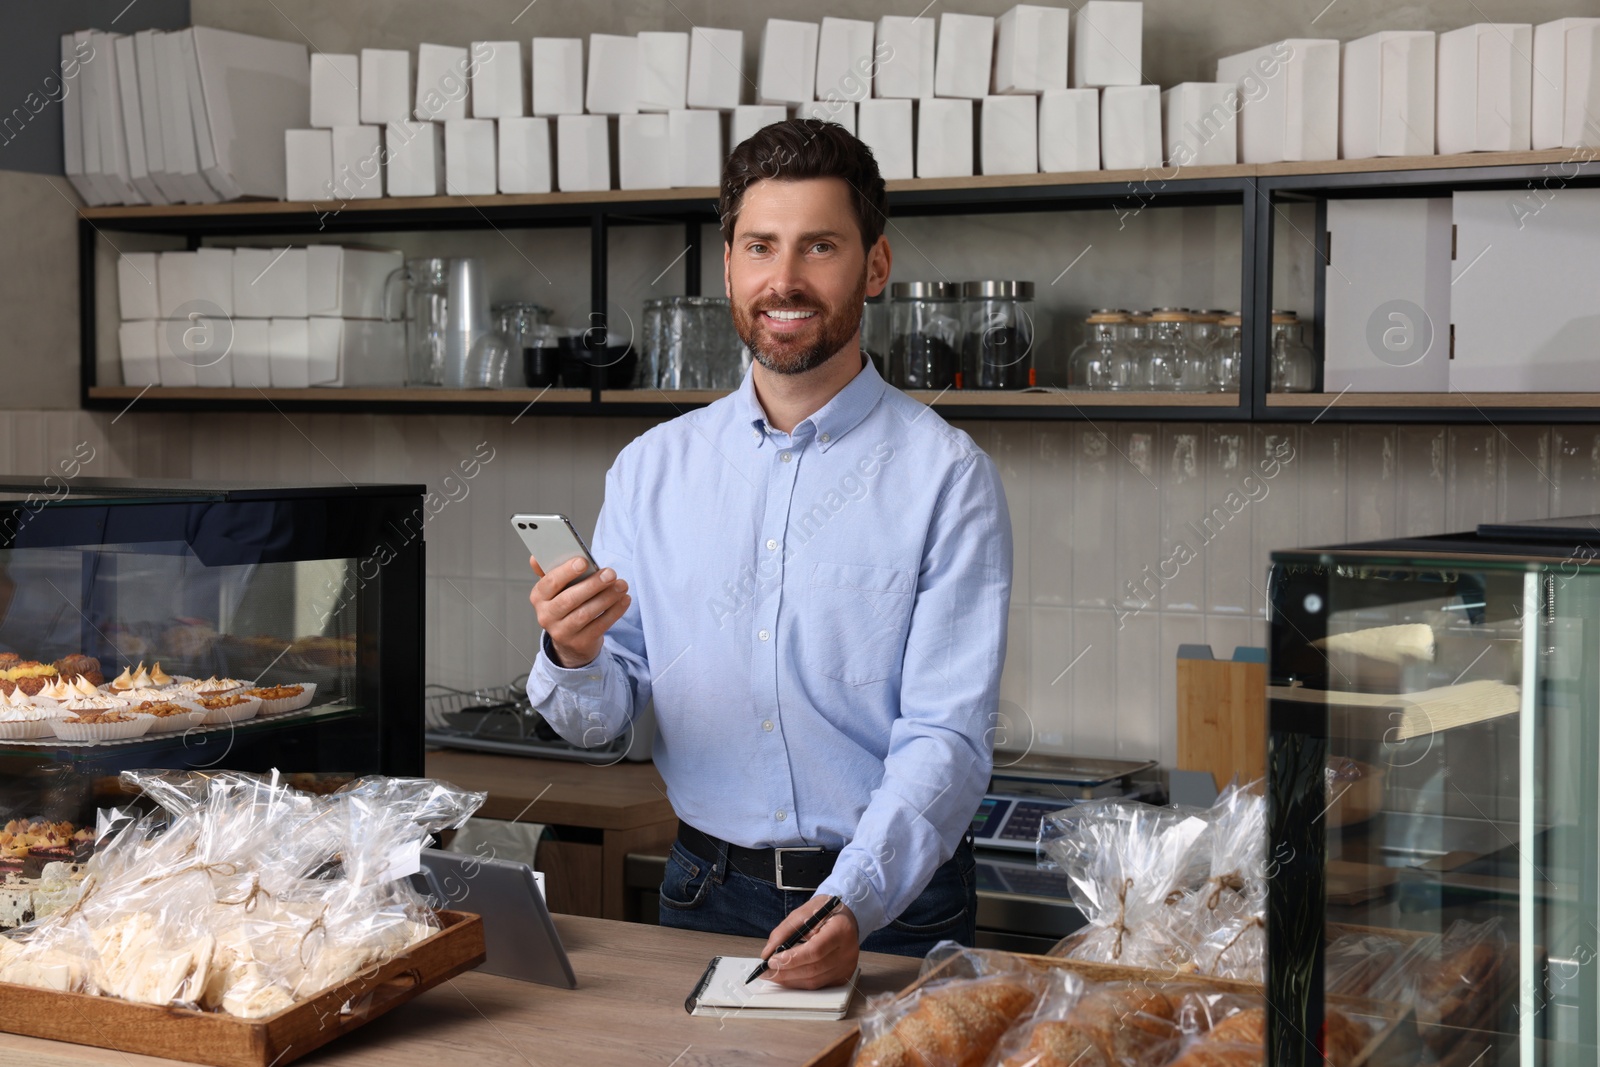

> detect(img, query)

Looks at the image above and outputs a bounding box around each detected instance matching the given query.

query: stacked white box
[1450,188,1600,390]
[498,117,552,194]
[917,98,974,179]
[310,54,360,128]
[233,247,309,318]
[269,318,312,387]
[285,129,333,201]
[587,35,639,115]
[1101,85,1162,169]
[669,110,724,188]
[732,105,788,147]
[1162,82,1238,166]
[981,95,1037,175]
[117,252,160,321]
[1436,24,1532,154]
[936,14,995,100]
[331,125,383,199]
[305,247,402,319]
[308,318,407,387]
[1073,1,1142,88]
[1323,198,1451,392]
[386,121,445,197]
[118,320,161,387]
[155,320,199,387]
[557,115,611,191]
[471,41,525,119]
[1039,89,1100,171]
[619,114,670,190]
[798,100,856,135]
[816,18,874,104]
[1532,19,1600,150]
[759,20,818,106]
[1341,31,1435,159]
[875,17,935,99]
[858,99,914,179]
[360,49,411,124]
[158,249,234,317]
[415,43,471,122]
[638,31,689,113]
[1217,40,1339,163]
[194,324,235,386]
[688,28,744,110]
[444,119,496,196]
[532,38,585,117]
[994,6,1070,94]
[231,318,272,388]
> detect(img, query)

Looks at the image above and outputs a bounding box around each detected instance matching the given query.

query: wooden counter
[0,914,921,1067]
[424,751,678,921]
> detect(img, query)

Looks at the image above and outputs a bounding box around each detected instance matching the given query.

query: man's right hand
[529,556,631,669]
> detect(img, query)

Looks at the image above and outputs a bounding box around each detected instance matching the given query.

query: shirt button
[758,629,770,641]
[587,673,600,681]
[819,433,831,443]
[775,810,787,822]
[765,538,778,550]
[762,720,774,732]
[780,451,792,463]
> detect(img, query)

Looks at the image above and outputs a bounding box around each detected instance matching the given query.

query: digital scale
[967,754,1159,853]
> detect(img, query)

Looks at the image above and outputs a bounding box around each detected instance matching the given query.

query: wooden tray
[0,909,486,1067]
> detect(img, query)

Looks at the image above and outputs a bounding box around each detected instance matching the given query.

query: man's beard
[731,269,868,376]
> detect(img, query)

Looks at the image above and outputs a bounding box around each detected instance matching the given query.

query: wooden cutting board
[1177,653,1267,791]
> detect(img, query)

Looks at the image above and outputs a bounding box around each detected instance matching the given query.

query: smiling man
[525,119,1012,987]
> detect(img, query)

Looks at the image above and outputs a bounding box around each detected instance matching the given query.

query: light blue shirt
[526,358,1012,938]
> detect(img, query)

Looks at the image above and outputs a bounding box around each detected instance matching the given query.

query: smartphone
[512,514,599,590]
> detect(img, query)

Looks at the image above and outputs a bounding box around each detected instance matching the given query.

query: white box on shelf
[305,246,402,320]
[917,98,974,179]
[1162,82,1237,166]
[858,99,914,179]
[1073,1,1142,88]
[158,248,234,318]
[687,27,744,110]
[669,109,723,187]
[1341,31,1435,159]
[117,252,160,321]
[188,27,312,202]
[268,318,311,387]
[587,34,639,115]
[230,318,271,388]
[308,317,406,387]
[310,53,360,128]
[797,100,855,135]
[1217,39,1339,163]
[444,119,496,196]
[557,114,611,191]
[816,17,874,104]
[284,128,333,201]
[415,43,471,122]
[1039,89,1100,171]
[935,14,995,100]
[470,41,525,119]
[638,31,689,113]
[233,247,308,319]
[994,5,1070,94]
[1437,23,1533,154]
[758,19,819,106]
[1450,188,1600,391]
[980,95,1036,175]
[874,17,934,99]
[732,104,788,147]
[1101,85,1161,169]
[1532,18,1600,149]
[619,113,670,190]
[386,121,445,197]
[154,321,198,387]
[194,327,234,386]
[330,125,383,199]
[498,117,552,194]
[532,38,585,116]
[360,48,411,124]
[118,320,161,387]
[1324,198,1452,392]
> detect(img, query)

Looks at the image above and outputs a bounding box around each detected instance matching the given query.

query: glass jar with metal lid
[960,280,1035,390]
[889,281,962,390]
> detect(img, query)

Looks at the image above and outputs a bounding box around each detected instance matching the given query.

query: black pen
[745,895,843,984]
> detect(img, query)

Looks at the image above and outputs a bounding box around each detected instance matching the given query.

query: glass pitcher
[383,257,451,387]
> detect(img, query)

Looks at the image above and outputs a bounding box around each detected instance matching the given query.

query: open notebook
[685,956,860,1021]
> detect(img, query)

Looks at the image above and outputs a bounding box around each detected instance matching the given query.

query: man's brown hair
[719,118,889,252]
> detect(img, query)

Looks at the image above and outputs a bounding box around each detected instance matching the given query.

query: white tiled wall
[0,409,1572,768]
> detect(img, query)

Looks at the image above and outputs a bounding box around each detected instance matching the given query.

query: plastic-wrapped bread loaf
[996,985,1178,1067]
[1314,623,1435,664]
[853,976,1039,1067]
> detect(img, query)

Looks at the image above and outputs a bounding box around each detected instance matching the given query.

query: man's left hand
[759,897,859,989]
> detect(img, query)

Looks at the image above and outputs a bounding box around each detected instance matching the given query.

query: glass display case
[0,478,423,927]
[1267,518,1600,1067]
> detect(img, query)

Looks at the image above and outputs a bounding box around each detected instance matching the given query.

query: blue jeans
[657,833,977,958]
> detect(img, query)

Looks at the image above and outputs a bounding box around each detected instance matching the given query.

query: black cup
[555,336,638,389]
[523,346,559,388]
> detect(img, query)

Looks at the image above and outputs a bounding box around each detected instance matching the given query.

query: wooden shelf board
[79,186,723,221]
[87,385,595,404]
[1257,147,1595,177]
[1267,392,1600,409]
[885,162,1256,192]
[907,390,1235,406]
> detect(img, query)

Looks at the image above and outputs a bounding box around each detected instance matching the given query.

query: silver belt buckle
[773,846,824,891]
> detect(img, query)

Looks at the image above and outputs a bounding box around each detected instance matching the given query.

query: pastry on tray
[52,654,103,688]
[248,682,317,714]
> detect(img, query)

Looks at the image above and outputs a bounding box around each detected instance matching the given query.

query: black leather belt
[675,821,839,892]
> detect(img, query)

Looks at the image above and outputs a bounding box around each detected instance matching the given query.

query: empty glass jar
[860,293,890,378]
[1066,310,1127,390]
[1270,311,1316,393]
[1148,308,1199,391]
[960,280,1035,390]
[1211,314,1243,393]
[645,296,750,389]
[889,282,962,390]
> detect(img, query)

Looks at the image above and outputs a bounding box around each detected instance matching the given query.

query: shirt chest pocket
[801,561,917,686]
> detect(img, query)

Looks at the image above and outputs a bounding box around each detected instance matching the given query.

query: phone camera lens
[529,523,538,530]
[516,522,526,529]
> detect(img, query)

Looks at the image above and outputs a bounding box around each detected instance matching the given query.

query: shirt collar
[734,357,887,453]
